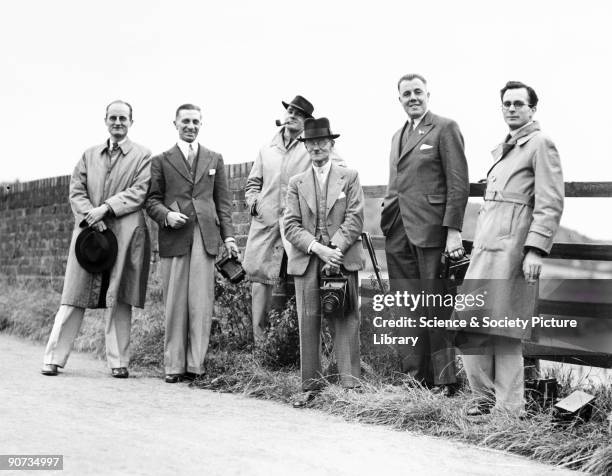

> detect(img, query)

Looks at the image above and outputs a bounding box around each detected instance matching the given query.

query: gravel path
[0,334,582,476]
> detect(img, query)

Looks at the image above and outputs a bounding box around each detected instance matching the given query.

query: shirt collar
[409,110,427,129]
[312,159,332,178]
[108,137,127,151]
[177,139,199,159]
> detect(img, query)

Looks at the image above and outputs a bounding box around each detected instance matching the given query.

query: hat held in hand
[75,222,118,273]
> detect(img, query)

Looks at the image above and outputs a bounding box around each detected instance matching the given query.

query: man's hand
[445,228,465,260]
[92,221,107,232]
[523,249,543,285]
[313,242,343,267]
[84,205,108,227]
[167,211,189,229]
[225,240,240,259]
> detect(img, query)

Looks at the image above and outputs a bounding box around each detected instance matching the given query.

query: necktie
[501,134,515,158]
[401,121,414,152]
[187,144,196,169]
[109,142,120,164]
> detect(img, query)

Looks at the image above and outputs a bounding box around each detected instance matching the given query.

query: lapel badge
[418,129,425,135]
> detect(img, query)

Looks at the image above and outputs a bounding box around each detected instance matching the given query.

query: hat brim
[297,133,340,142]
[281,101,314,118]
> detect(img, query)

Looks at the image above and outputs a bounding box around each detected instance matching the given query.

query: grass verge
[1,279,610,475]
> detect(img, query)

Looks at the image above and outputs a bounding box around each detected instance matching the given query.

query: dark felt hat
[75,225,118,273]
[297,117,340,141]
[281,95,314,118]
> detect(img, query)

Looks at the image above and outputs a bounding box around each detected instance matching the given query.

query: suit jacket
[284,164,364,276]
[146,144,234,257]
[380,110,469,248]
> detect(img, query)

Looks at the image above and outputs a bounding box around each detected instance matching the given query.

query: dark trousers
[384,214,456,385]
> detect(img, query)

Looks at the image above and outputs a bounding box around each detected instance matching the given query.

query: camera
[320,273,348,319]
[215,255,246,284]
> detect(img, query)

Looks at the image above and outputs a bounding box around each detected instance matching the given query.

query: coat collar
[270,127,301,152]
[396,110,435,165]
[166,144,193,183]
[489,121,541,174]
[96,137,134,157]
[193,145,214,184]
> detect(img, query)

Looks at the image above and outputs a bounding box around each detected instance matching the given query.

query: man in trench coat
[380,73,469,395]
[146,103,238,383]
[41,100,152,378]
[243,96,344,343]
[461,81,564,416]
[284,117,364,407]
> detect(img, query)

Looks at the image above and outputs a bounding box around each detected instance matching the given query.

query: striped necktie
[187,144,196,169]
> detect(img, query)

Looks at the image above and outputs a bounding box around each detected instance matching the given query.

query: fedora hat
[297,117,340,141]
[75,225,118,273]
[281,95,314,118]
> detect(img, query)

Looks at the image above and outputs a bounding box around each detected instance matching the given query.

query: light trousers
[251,282,273,343]
[462,334,525,414]
[161,227,215,374]
[43,301,132,368]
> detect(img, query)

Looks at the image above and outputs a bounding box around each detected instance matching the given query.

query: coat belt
[484,190,534,207]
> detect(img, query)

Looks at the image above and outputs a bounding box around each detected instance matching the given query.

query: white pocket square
[420,144,433,150]
[338,191,346,199]
[209,169,216,175]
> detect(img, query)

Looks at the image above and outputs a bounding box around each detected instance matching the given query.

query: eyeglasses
[304,138,331,148]
[501,101,532,110]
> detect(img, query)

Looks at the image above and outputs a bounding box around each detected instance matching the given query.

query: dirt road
[0,334,581,476]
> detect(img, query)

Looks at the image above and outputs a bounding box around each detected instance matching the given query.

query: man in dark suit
[284,117,364,407]
[380,74,469,395]
[146,104,238,383]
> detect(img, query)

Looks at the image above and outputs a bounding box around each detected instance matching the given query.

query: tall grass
[1,278,611,475]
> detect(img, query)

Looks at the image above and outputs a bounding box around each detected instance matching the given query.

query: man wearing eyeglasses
[381,73,469,396]
[243,96,344,344]
[461,81,564,416]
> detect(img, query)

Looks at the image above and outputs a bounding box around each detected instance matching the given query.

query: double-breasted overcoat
[463,121,564,339]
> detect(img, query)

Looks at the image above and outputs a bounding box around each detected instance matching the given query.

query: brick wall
[0,162,254,285]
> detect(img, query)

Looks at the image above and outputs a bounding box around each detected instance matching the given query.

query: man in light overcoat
[380,73,469,395]
[42,100,151,378]
[284,117,364,407]
[243,96,344,343]
[461,81,564,416]
[146,104,238,383]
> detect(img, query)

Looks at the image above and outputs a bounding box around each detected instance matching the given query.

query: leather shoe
[467,401,493,416]
[41,364,59,376]
[292,390,320,408]
[431,384,458,397]
[111,367,129,378]
[165,374,183,384]
[183,372,203,382]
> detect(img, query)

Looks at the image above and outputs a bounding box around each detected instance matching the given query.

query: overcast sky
[2,0,611,239]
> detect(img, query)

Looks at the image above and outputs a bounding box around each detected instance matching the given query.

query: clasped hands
[312,242,343,275]
[84,205,109,232]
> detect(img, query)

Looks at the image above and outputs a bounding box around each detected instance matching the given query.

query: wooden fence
[362,182,612,368]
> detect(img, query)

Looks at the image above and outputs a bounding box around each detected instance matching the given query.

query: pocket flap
[426,194,446,204]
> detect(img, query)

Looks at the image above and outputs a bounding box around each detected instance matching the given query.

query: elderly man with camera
[283,117,364,408]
